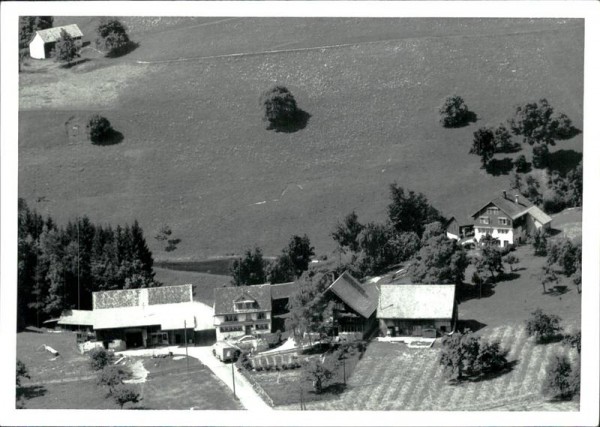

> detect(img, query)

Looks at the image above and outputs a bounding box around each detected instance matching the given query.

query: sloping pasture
[18,18,583,259]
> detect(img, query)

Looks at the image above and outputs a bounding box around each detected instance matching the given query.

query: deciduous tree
[526,309,563,343]
[439,95,474,128]
[469,127,496,167]
[259,86,299,130]
[230,247,268,286]
[542,355,573,400]
[54,29,79,64]
[111,384,140,409]
[387,184,445,237]
[331,211,364,253]
[95,18,131,55]
[408,234,468,285]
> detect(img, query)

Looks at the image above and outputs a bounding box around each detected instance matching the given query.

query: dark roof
[213,284,272,315]
[270,282,296,300]
[446,216,473,228]
[326,271,379,319]
[471,190,533,220]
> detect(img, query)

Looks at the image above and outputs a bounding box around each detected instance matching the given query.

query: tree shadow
[485,158,514,176]
[457,319,487,333]
[545,228,562,237]
[165,238,181,252]
[537,334,565,345]
[61,58,90,69]
[309,382,347,396]
[468,360,519,383]
[495,142,522,154]
[554,125,581,141]
[547,150,582,176]
[92,129,124,146]
[16,385,47,400]
[443,111,478,128]
[496,272,520,283]
[106,41,140,58]
[267,109,311,133]
[546,285,571,296]
[457,283,495,303]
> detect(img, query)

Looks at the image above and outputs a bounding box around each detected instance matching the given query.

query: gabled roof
[33,24,83,44]
[446,216,474,228]
[93,284,192,310]
[525,205,552,225]
[326,271,379,319]
[377,284,456,319]
[470,190,534,220]
[213,284,272,315]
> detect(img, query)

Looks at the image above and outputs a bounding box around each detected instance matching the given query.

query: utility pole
[232,362,236,399]
[184,320,189,371]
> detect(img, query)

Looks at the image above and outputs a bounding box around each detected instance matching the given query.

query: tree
[439,95,473,128]
[475,245,504,283]
[421,221,446,242]
[542,355,573,400]
[16,360,30,386]
[286,235,315,278]
[493,124,520,153]
[408,234,468,285]
[532,144,550,169]
[230,247,267,286]
[89,347,114,371]
[439,330,479,380]
[259,86,299,130]
[111,384,140,409]
[562,331,581,354]
[355,222,399,276]
[541,264,561,294]
[54,29,79,64]
[387,184,445,237]
[19,16,53,48]
[303,358,335,394]
[546,239,581,277]
[268,253,296,284]
[509,98,576,146]
[95,18,130,55]
[97,365,131,394]
[469,127,496,167]
[514,155,530,173]
[86,115,114,144]
[531,229,548,256]
[526,309,563,343]
[502,253,519,272]
[572,261,581,294]
[473,340,508,375]
[331,211,364,253]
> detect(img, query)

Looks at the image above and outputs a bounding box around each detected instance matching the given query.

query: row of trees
[18,198,159,329]
[18,16,53,48]
[230,234,315,286]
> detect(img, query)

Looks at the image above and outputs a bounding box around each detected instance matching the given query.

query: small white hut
[29,24,83,59]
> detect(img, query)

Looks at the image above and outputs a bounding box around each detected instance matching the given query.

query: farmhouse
[377,284,457,338]
[213,284,272,341]
[29,24,83,59]
[53,284,215,349]
[445,216,474,242]
[325,271,379,340]
[471,190,552,247]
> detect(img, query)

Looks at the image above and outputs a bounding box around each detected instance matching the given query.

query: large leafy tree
[439,95,474,128]
[526,309,563,343]
[469,127,496,167]
[387,184,445,237]
[474,245,504,283]
[95,18,131,55]
[509,98,576,146]
[259,86,299,130]
[331,211,364,253]
[230,247,268,286]
[408,234,468,285]
[54,29,80,64]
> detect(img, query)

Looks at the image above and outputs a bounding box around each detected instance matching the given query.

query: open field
[18,18,583,260]
[279,332,579,411]
[16,330,241,409]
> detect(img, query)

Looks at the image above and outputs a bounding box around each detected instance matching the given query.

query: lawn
[18,18,583,260]
[277,332,579,411]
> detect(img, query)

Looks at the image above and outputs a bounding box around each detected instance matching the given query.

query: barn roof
[270,282,296,300]
[213,284,272,315]
[34,24,83,43]
[377,284,456,319]
[326,271,379,318]
[93,301,213,331]
[57,309,94,326]
[526,205,552,225]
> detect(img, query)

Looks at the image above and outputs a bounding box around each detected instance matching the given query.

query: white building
[29,24,83,59]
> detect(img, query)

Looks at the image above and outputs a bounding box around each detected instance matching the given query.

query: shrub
[502,253,519,272]
[474,340,508,375]
[562,331,581,354]
[95,18,130,55]
[514,155,530,173]
[54,29,79,64]
[111,384,140,409]
[16,360,30,386]
[89,347,113,371]
[542,354,573,400]
[97,365,131,393]
[526,309,563,343]
[532,144,550,169]
[531,229,548,256]
[439,95,473,128]
[86,115,114,144]
[259,86,299,129]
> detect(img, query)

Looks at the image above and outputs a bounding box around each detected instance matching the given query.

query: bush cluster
[525,309,563,344]
[86,115,114,144]
[89,347,114,371]
[439,95,473,128]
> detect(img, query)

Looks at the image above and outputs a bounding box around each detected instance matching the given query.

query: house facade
[471,191,552,247]
[377,284,457,338]
[445,216,474,241]
[29,24,83,59]
[213,284,272,341]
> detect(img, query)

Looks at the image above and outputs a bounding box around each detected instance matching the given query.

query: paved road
[184,346,272,411]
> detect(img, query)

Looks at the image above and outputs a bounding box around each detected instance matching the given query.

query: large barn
[29,24,83,59]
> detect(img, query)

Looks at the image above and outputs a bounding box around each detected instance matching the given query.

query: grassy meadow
[18,18,583,261]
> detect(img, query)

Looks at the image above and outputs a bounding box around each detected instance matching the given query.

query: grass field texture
[18,18,584,260]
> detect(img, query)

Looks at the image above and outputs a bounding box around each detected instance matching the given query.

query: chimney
[515,195,519,205]
[503,191,507,199]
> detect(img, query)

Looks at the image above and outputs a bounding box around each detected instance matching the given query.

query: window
[220,326,243,333]
[235,300,258,311]
[486,207,499,215]
[224,314,238,322]
[255,324,269,330]
[498,217,508,226]
[480,217,490,225]
[498,229,509,234]
[257,312,266,320]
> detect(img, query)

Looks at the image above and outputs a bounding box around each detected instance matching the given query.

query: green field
[18,18,583,261]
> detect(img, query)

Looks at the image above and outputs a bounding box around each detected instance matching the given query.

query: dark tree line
[18,198,159,330]
[19,16,53,48]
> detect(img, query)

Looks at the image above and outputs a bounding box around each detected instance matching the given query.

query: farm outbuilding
[29,24,83,59]
[377,284,457,338]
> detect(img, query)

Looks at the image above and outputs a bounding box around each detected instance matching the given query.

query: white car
[233,335,268,352]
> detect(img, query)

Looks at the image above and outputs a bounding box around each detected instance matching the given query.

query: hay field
[18,18,583,260]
